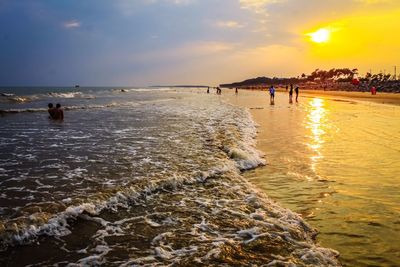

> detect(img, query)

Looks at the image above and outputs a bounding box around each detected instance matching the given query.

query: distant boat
[75,85,80,88]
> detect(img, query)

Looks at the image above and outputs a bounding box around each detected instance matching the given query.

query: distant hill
[220,76,298,88]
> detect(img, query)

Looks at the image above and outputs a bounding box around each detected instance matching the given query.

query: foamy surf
[47,91,95,99]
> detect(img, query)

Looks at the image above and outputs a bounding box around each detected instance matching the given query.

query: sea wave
[1,93,15,97]
[0,166,339,266]
[0,108,47,114]
[0,99,175,115]
[0,95,34,103]
[47,91,95,99]
[224,109,266,170]
[0,105,115,115]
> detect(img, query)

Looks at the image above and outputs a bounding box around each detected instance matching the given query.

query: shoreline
[221,90,336,261]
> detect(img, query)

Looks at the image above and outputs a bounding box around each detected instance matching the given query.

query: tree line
[220,68,396,87]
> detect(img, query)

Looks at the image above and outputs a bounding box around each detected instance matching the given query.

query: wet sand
[222,88,400,266]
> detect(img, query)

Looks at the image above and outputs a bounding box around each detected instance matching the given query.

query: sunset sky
[1,0,400,86]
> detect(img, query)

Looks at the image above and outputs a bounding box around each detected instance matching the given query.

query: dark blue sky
[0,0,252,85]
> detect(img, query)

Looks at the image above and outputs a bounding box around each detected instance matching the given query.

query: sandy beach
[222,88,400,266]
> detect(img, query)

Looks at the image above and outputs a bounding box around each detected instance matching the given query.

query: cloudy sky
[1,0,399,86]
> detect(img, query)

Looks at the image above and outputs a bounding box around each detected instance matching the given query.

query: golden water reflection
[245,92,400,266]
[306,98,327,173]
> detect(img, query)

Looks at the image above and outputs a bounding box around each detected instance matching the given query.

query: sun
[308,28,331,43]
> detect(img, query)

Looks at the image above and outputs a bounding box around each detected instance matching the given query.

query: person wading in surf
[53,103,64,120]
[48,103,57,119]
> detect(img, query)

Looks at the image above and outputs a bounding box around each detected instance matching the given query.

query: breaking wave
[47,91,95,99]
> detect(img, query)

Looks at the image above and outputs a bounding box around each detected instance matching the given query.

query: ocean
[0,87,339,266]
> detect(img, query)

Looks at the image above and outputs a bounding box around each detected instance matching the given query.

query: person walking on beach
[269,85,275,105]
[48,103,57,119]
[295,86,299,102]
[235,87,238,95]
[207,87,210,94]
[289,85,293,104]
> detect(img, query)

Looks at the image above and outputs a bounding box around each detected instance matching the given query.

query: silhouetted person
[269,85,275,105]
[54,103,64,120]
[207,87,210,94]
[48,103,57,119]
[295,86,299,102]
[289,86,293,104]
[235,87,238,94]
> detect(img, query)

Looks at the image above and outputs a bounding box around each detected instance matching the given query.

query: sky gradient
[1,0,400,86]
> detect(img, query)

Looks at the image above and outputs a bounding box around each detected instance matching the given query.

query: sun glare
[308,28,331,43]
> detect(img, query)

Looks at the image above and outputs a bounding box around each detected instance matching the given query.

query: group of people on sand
[47,103,64,120]
[269,84,299,104]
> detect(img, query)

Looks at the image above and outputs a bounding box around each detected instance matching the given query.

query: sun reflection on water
[306,98,327,173]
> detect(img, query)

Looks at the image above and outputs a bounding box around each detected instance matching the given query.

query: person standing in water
[269,85,275,105]
[54,103,64,120]
[47,103,57,119]
[289,85,293,104]
[295,86,299,102]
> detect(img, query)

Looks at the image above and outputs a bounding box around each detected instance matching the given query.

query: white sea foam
[47,92,91,99]
[0,108,47,114]
[0,158,237,250]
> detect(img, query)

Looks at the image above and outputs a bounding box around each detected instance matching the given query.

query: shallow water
[0,88,339,266]
[243,92,400,266]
